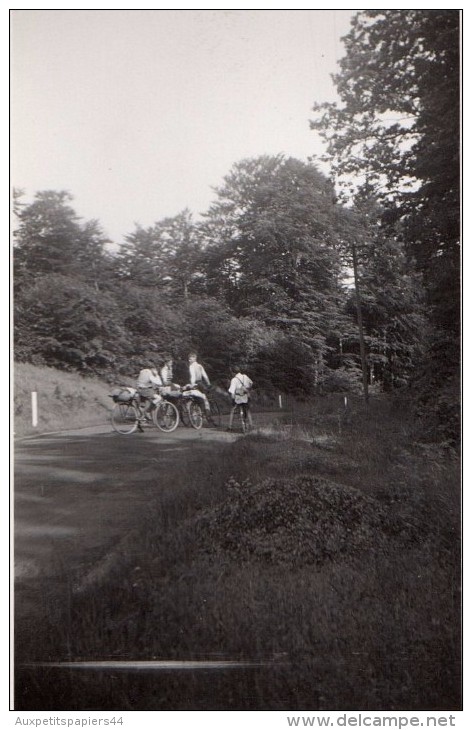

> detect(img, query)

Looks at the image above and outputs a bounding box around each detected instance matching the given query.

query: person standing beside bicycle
[160,354,181,392]
[228,365,253,430]
[160,355,174,387]
[188,352,211,414]
[136,362,163,418]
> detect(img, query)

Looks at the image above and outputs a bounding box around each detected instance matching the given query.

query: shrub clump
[193,475,417,567]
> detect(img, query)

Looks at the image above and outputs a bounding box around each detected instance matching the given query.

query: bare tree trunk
[351,242,369,403]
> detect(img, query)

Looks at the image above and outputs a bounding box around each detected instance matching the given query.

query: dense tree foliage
[10,163,348,390]
[14,274,124,369]
[114,209,205,299]
[326,201,426,393]
[343,235,426,391]
[312,10,459,322]
[13,190,111,288]
[155,210,206,300]
[311,9,460,441]
[12,162,430,403]
[201,156,350,365]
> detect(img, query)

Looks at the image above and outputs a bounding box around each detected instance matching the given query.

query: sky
[11,9,355,244]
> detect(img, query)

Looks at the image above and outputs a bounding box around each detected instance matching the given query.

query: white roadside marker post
[278,394,282,409]
[32,391,38,427]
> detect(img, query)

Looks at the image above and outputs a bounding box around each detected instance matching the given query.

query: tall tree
[331,201,426,394]
[115,223,170,289]
[201,155,346,361]
[13,190,110,287]
[154,209,205,300]
[116,210,204,299]
[311,9,460,439]
[311,10,459,325]
[343,233,426,391]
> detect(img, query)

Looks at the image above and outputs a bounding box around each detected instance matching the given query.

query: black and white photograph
[11,7,462,717]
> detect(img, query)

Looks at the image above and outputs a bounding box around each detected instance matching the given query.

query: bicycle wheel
[240,406,247,434]
[186,399,203,430]
[153,400,179,432]
[206,398,221,428]
[180,399,191,427]
[111,402,139,435]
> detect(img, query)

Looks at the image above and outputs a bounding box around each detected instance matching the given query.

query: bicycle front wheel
[186,400,203,430]
[153,400,179,432]
[111,403,139,435]
[207,399,221,428]
[180,399,190,427]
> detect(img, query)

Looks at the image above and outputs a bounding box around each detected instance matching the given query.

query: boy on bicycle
[228,365,253,430]
[136,362,163,419]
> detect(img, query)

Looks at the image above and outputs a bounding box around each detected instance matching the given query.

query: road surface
[14,421,242,622]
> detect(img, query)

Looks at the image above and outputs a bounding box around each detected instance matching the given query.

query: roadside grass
[13,362,116,436]
[15,394,461,710]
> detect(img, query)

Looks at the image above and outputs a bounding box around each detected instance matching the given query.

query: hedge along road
[13,420,244,624]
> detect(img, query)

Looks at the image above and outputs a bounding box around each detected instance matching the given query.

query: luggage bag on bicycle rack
[109,387,136,403]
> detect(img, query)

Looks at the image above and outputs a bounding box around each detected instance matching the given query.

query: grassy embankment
[13,363,128,436]
[15,371,461,711]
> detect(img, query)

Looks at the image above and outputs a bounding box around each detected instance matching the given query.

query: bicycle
[110,388,179,435]
[180,384,221,428]
[182,396,204,429]
[229,401,252,434]
[161,387,204,430]
[204,392,221,428]
[182,386,221,429]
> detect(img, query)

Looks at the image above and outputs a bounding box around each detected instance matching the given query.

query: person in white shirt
[228,366,253,430]
[187,352,211,412]
[136,363,163,417]
[188,352,210,388]
[160,355,175,389]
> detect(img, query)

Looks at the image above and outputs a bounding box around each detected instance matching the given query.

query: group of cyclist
[136,353,253,430]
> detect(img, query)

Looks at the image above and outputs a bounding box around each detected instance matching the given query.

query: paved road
[14,422,241,620]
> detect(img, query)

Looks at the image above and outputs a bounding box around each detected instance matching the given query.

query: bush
[14,274,123,374]
[320,365,363,394]
[413,332,460,447]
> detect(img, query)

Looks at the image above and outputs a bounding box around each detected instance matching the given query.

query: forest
[13,10,460,446]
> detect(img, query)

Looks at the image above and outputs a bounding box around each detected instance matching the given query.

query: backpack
[234,377,249,397]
